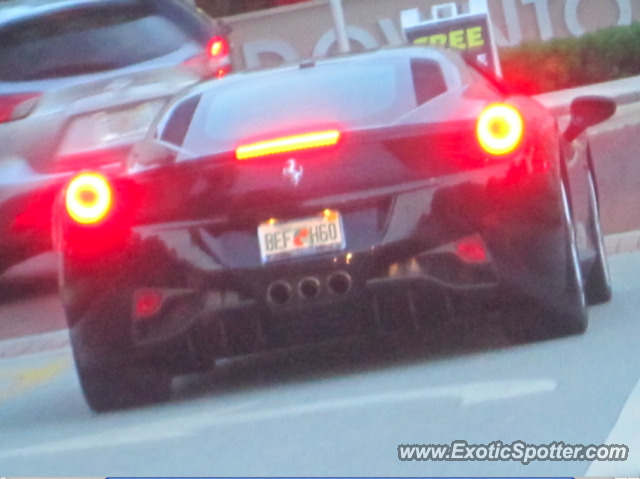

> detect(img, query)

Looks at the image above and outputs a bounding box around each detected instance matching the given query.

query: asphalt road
[0,252,63,341]
[0,250,639,477]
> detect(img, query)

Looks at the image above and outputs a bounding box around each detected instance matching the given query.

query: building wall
[216,0,640,70]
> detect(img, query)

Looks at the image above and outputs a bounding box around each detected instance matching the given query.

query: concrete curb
[605,230,640,256]
[534,75,640,117]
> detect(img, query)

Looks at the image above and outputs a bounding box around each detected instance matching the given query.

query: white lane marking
[0,401,260,457]
[586,374,640,476]
[1,379,556,457]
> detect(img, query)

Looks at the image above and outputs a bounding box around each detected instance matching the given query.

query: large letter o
[566,0,632,37]
[313,26,379,57]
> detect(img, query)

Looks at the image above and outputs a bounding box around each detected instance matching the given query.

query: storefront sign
[404,12,497,73]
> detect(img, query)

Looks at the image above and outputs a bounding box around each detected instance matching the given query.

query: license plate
[58,101,164,157]
[258,210,345,263]
[96,103,158,143]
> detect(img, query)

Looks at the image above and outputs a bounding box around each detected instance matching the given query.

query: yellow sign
[413,26,485,50]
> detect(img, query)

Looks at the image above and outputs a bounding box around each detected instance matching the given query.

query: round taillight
[66,173,112,225]
[477,104,524,156]
[208,36,229,60]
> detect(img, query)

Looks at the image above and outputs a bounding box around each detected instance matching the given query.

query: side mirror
[564,96,616,142]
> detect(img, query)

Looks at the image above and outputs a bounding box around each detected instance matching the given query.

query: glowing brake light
[208,36,229,60]
[66,173,112,225]
[477,104,524,156]
[236,130,341,160]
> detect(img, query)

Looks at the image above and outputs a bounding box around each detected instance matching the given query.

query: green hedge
[500,22,640,94]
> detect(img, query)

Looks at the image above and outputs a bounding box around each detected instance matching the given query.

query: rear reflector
[455,237,488,264]
[133,289,164,320]
[236,130,341,160]
[477,104,523,156]
[65,173,112,224]
[0,93,40,124]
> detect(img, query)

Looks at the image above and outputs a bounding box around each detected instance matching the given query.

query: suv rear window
[0,3,193,81]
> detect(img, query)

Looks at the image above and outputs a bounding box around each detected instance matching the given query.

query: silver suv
[0,0,231,270]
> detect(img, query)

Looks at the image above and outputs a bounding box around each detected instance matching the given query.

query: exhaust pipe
[328,271,352,295]
[267,281,292,305]
[299,277,321,300]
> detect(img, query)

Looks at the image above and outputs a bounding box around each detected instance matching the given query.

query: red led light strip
[236,130,341,160]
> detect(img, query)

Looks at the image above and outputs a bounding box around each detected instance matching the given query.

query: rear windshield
[0,3,193,81]
[194,61,418,154]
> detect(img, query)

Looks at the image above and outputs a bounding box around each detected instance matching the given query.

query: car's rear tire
[504,181,588,343]
[584,168,612,305]
[75,360,172,413]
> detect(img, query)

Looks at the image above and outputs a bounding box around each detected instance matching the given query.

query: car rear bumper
[67,241,504,370]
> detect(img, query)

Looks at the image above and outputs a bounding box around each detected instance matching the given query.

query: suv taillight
[208,36,229,61]
[0,93,41,124]
[182,36,231,80]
